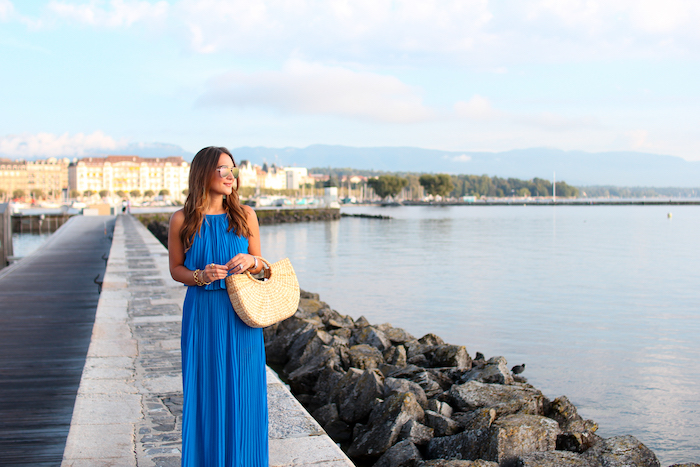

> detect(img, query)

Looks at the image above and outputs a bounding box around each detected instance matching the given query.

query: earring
[223,194,227,200]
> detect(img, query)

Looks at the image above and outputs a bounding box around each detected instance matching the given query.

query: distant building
[68,155,189,200]
[0,157,71,199]
[237,161,312,190]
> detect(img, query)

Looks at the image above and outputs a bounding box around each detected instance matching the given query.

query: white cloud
[198,60,434,123]
[47,0,169,27]
[0,0,14,21]
[451,154,472,162]
[0,131,125,158]
[454,95,500,120]
[175,0,493,58]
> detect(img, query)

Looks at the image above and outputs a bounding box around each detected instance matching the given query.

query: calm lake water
[11,232,53,258]
[260,205,700,466]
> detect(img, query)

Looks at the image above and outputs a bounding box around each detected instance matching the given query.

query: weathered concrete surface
[62,214,353,467]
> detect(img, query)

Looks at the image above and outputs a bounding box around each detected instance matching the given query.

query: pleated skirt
[181,286,269,467]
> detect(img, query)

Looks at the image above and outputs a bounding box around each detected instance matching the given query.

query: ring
[239,264,244,269]
[209,263,215,269]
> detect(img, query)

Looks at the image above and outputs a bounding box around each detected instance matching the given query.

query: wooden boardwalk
[0,215,115,466]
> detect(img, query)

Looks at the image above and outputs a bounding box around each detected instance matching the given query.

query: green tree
[70,189,80,198]
[182,189,189,196]
[13,189,25,199]
[159,189,170,197]
[517,187,531,197]
[367,175,408,200]
[99,190,110,198]
[83,190,94,197]
[30,188,45,199]
[419,174,454,197]
[130,190,141,198]
[116,190,126,198]
[405,174,423,200]
[0,188,6,200]
[144,190,155,198]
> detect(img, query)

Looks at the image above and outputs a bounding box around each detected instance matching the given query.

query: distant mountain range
[228,145,700,187]
[10,143,699,187]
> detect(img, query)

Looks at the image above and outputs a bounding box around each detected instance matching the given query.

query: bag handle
[245,256,272,280]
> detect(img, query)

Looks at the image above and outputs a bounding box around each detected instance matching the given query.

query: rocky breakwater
[265,291,697,467]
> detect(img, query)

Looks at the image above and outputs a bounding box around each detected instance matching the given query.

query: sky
[1,0,699,162]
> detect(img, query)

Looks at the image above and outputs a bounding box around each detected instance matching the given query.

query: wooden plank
[0,215,115,466]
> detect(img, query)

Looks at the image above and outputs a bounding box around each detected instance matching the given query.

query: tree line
[366,173,579,200]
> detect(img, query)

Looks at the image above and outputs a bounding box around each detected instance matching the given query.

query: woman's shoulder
[169,209,185,227]
[241,204,256,219]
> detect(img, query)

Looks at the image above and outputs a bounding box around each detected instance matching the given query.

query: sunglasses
[216,165,239,179]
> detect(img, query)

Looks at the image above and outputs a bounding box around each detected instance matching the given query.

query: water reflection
[12,232,52,258]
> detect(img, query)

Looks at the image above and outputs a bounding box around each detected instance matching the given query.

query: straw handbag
[225,257,300,328]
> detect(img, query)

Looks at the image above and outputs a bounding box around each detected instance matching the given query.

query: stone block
[485,414,560,463]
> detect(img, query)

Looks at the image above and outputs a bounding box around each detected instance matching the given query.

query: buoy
[668,213,672,218]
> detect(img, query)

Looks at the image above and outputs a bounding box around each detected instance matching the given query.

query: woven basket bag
[225,257,300,328]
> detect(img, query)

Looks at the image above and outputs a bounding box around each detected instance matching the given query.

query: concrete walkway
[62,214,354,466]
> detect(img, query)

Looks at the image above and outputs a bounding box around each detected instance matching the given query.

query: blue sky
[1,0,699,161]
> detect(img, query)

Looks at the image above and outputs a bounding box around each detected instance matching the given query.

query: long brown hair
[180,146,251,251]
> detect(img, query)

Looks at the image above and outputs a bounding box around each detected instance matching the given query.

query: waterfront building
[68,155,190,200]
[237,160,312,190]
[0,157,71,199]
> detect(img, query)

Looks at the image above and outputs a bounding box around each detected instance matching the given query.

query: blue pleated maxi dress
[181,214,269,467]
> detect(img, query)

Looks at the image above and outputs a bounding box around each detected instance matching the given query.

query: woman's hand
[225,253,255,275]
[203,263,230,282]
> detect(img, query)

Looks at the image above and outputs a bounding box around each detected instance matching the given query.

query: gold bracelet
[193,269,212,286]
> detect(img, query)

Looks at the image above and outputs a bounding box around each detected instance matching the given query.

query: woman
[168,146,268,466]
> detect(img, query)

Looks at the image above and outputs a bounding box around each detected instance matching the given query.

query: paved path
[0,215,115,466]
[62,214,354,466]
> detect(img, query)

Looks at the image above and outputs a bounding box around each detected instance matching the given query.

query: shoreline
[269,290,692,467]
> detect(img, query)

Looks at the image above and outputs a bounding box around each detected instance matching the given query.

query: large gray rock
[349,344,385,369]
[509,450,595,467]
[399,420,434,446]
[325,419,353,442]
[429,345,471,369]
[388,365,445,398]
[373,440,422,467]
[418,333,445,346]
[352,326,393,351]
[452,408,497,432]
[338,369,385,423]
[546,395,600,453]
[484,414,560,463]
[427,399,453,418]
[420,462,497,467]
[318,306,355,329]
[426,428,490,461]
[312,403,338,427]
[424,410,460,437]
[299,289,320,300]
[265,320,316,364]
[459,356,513,385]
[286,344,340,394]
[310,364,345,408]
[348,392,425,459]
[377,324,415,345]
[448,381,545,416]
[297,297,327,315]
[385,377,428,409]
[283,328,333,374]
[581,435,660,467]
[384,345,408,367]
